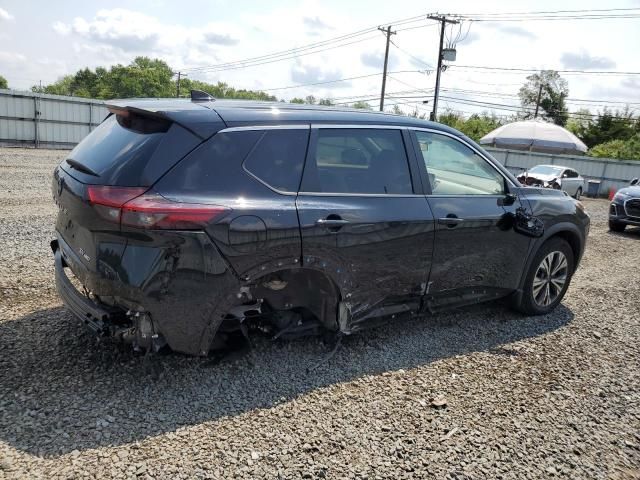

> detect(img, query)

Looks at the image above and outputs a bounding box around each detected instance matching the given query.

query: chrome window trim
[219,124,311,133]
[297,192,425,198]
[311,124,406,130]
[409,127,517,191]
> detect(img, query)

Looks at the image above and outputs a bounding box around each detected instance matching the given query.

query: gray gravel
[0,148,639,480]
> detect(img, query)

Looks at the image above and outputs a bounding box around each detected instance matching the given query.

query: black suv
[51,95,590,356]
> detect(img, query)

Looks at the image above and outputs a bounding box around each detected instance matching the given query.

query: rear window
[243,129,309,192]
[62,114,201,186]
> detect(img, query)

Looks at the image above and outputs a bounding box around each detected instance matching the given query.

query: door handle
[316,216,349,232]
[316,218,350,227]
[437,217,464,227]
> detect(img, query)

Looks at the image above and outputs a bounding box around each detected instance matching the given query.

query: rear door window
[243,129,309,193]
[301,128,413,194]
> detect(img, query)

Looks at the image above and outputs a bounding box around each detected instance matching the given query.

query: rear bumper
[52,239,122,336]
[52,229,243,356]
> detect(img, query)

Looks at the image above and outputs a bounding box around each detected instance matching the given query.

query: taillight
[87,186,228,229]
[87,186,147,222]
[121,193,229,229]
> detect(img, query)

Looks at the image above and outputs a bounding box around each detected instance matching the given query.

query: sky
[1,0,639,117]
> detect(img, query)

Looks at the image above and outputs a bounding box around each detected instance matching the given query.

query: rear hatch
[52,106,217,276]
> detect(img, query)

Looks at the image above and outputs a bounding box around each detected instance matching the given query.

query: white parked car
[517,165,585,199]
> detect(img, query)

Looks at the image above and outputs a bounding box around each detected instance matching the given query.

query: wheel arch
[517,222,584,293]
[248,266,343,331]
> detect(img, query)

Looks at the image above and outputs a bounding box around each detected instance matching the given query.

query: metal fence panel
[0,89,107,149]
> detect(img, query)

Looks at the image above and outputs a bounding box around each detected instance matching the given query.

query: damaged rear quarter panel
[116,229,241,356]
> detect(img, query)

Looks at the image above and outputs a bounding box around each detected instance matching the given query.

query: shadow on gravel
[0,302,573,457]
[607,226,640,238]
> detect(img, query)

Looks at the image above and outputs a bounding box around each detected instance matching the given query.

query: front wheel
[609,220,626,232]
[574,187,582,200]
[513,238,574,315]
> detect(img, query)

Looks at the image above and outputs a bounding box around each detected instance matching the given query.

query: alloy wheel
[532,251,568,307]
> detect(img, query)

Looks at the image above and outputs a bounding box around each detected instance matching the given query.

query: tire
[513,237,574,315]
[574,187,582,200]
[609,220,626,232]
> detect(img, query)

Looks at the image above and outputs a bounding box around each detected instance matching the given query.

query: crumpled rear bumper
[52,239,124,336]
[52,230,243,356]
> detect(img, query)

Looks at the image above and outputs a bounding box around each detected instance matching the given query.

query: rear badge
[78,247,91,262]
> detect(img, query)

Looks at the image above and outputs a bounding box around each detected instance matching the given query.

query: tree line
[1,59,638,160]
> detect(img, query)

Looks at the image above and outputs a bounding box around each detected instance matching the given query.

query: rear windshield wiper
[65,159,99,177]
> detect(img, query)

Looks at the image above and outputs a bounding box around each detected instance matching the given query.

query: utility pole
[378,25,396,111]
[175,72,187,98]
[428,15,459,121]
[534,77,543,118]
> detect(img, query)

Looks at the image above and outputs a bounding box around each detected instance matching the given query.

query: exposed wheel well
[249,268,341,331]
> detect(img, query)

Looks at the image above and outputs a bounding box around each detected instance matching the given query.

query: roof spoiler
[191,89,215,102]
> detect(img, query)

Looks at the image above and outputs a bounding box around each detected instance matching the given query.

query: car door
[562,169,579,196]
[409,129,532,305]
[296,125,435,328]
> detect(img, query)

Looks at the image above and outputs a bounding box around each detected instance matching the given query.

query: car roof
[534,164,569,170]
[106,97,463,137]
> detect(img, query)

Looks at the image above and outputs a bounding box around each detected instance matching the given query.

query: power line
[454,7,640,15]
[181,14,439,75]
[439,87,640,106]
[259,70,428,92]
[450,65,640,75]
[438,95,639,120]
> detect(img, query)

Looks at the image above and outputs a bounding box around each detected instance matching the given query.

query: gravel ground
[0,148,639,480]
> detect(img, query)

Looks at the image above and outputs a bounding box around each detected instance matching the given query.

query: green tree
[351,100,372,109]
[519,70,569,126]
[589,133,640,160]
[576,107,636,148]
[0,75,8,89]
[290,97,305,104]
[437,110,465,130]
[458,113,503,142]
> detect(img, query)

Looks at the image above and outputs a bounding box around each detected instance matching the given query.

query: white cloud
[0,7,14,22]
[561,51,616,70]
[0,51,26,64]
[51,9,241,66]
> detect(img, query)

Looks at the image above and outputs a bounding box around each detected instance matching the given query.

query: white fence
[486,147,639,196]
[0,89,108,149]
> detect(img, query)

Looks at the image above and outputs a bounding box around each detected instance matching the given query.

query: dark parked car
[609,178,640,232]
[51,94,590,356]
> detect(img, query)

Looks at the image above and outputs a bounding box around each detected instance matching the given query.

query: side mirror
[497,193,517,207]
[631,178,639,186]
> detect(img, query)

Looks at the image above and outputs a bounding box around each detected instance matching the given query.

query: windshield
[529,165,563,176]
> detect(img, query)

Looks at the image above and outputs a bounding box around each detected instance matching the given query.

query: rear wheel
[609,220,626,232]
[513,238,574,315]
[574,187,582,200]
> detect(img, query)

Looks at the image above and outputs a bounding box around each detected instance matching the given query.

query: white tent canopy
[479,120,588,155]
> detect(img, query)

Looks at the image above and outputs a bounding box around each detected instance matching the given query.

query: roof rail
[191,89,215,102]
